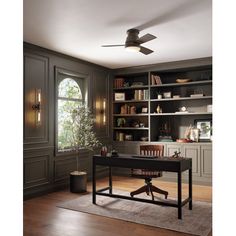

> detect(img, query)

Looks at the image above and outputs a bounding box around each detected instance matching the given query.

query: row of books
[114,78,124,88]
[150,75,162,85]
[115,132,125,141]
[134,89,149,100]
[115,132,134,141]
[120,104,136,114]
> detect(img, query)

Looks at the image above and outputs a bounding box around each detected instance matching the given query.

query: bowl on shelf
[140,137,148,141]
[176,78,191,83]
[125,134,133,141]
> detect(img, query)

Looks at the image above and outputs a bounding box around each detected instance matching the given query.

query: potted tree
[68,104,101,193]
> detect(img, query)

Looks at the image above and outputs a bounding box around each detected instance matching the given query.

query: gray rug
[58,190,212,236]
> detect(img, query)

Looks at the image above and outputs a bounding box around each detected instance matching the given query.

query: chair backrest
[140,145,164,157]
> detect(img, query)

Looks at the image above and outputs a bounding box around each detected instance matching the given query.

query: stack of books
[120,104,136,114]
[134,89,149,100]
[114,78,124,88]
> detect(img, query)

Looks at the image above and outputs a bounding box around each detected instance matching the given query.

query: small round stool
[70,171,87,193]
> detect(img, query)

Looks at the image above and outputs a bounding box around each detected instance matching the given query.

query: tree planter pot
[70,171,87,193]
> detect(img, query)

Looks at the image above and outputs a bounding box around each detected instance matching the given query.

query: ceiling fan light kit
[125,45,140,52]
[102,28,156,55]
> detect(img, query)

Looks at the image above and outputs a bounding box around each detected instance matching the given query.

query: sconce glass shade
[103,99,106,125]
[37,89,41,102]
[125,45,140,52]
[32,88,42,126]
[37,111,41,124]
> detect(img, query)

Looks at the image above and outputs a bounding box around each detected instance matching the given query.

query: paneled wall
[23,43,112,199]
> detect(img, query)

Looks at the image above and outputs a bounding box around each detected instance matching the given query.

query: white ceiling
[23,0,212,69]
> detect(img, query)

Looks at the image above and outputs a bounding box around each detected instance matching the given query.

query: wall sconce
[32,88,41,126]
[102,98,106,125]
[95,98,106,126]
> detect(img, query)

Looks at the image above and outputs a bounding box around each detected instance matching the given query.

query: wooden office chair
[130,145,168,200]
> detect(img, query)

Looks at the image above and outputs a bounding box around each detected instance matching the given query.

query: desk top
[93,154,192,172]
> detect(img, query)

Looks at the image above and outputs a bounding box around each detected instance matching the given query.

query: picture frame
[114,92,125,101]
[194,119,212,141]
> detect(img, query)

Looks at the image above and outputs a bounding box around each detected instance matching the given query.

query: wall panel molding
[24,53,49,146]
[24,154,50,189]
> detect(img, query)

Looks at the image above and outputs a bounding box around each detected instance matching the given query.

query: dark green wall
[23,43,112,199]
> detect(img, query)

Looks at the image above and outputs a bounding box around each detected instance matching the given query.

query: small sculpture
[123,82,129,87]
[172,151,181,158]
[156,104,162,113]
[117,118,126,127]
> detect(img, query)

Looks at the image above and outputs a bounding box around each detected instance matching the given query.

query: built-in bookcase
[112,66,212,142]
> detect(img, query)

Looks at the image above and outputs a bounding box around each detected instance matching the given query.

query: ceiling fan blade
[102,44,125,47]
[139,46,154,55]
[138,34,156,44]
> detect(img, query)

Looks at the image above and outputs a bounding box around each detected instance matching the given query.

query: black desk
[92,154,192,219]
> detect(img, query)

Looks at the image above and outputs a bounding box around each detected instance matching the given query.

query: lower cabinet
[112,141,212,185]
[164,143,211,183]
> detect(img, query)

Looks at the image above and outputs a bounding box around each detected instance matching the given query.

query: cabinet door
[201,145,212,178]
[183,145,201,176]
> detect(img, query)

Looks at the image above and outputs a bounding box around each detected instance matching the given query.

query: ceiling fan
[102,28,156,55]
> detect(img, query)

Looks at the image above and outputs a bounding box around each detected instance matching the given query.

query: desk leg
[178,171,182,219]
[92,162,96,204]
[109,167,112,194]
[189,168,192,210]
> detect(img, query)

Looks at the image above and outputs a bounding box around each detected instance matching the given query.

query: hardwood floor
[24,176,212,236]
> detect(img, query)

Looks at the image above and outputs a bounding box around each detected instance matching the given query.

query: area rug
[58,190,212,236]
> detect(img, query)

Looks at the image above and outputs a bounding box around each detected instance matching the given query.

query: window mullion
[58,97,83,102]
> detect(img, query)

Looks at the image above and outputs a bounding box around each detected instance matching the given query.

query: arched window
[58,78,82,99]
[57,76,84,151]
